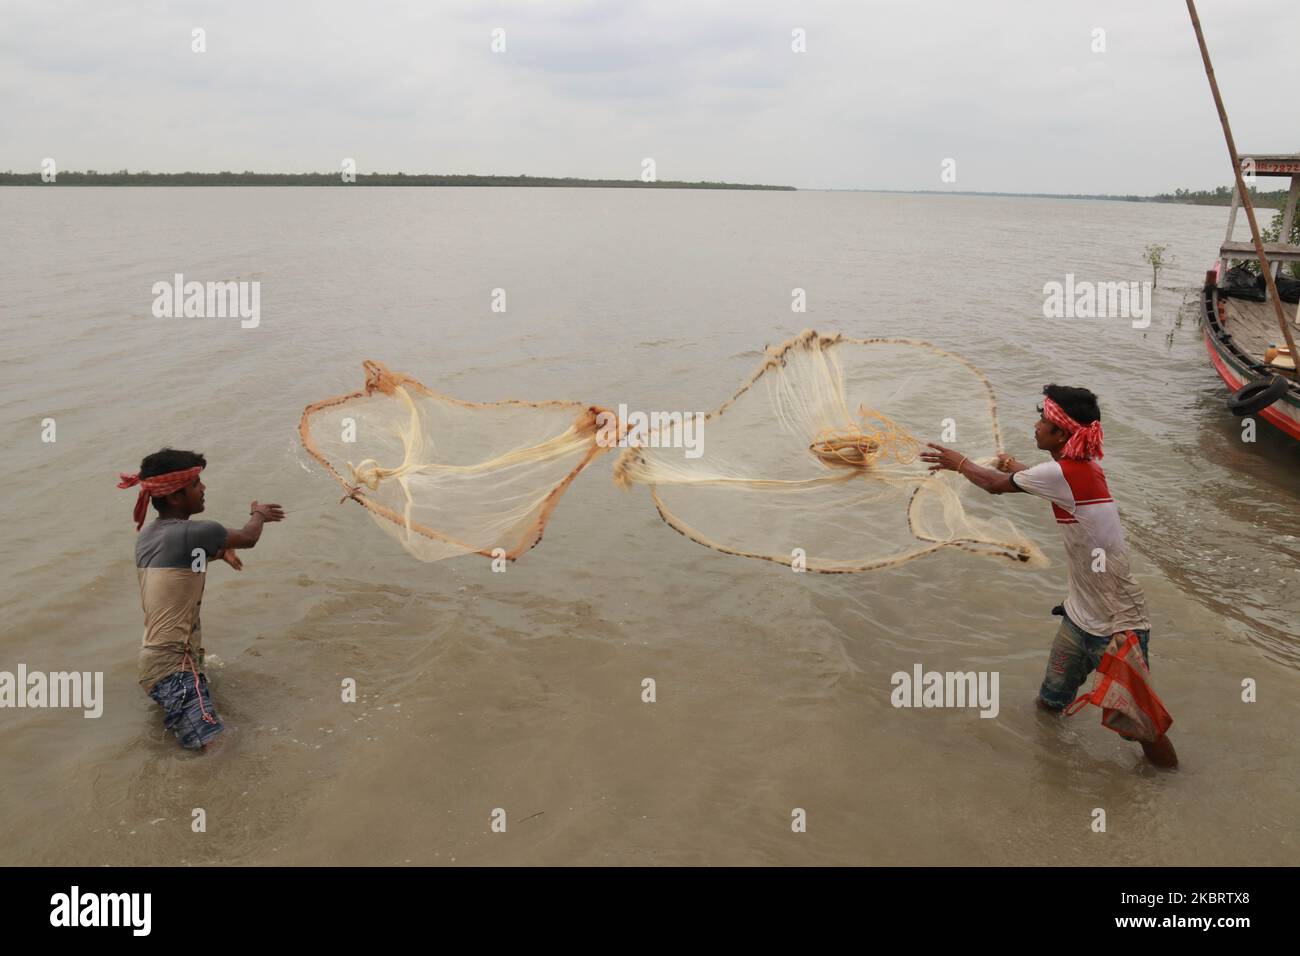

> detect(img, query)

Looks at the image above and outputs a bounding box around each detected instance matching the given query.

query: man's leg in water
[149,671,225,750]
[1034,621,1180,770]
[1141,734,1178,767]
[1099,631,1178,768]
[1036,617,1092,711]
[1038,620,1177,767]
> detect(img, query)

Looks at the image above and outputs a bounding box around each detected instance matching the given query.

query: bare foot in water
[1141,734,1178,768]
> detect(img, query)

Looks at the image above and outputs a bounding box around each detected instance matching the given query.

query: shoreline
[0,172,794,190]
[3,174,1284,208]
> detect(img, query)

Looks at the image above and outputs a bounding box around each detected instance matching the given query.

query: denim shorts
[149,670,225,750]
[1039,610,1150,712]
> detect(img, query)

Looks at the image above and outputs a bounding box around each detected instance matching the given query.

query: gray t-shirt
[135,518,228,692]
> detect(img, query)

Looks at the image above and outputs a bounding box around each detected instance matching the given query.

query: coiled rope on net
[809,405,921,469]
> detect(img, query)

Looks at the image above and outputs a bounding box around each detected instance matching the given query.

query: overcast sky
[1,0,1293,193]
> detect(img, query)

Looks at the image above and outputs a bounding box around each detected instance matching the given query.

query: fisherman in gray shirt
[119,448,284,750]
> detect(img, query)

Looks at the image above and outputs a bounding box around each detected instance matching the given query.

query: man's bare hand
[921,444,1019,495]
[250,501,286,522]
[994,453,1025,473]
[919,443,964,473]
[220,549,244,571]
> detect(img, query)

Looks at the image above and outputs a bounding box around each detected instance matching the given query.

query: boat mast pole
[1186,0,1298,362]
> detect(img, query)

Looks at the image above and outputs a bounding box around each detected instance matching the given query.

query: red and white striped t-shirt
[1011,458,1149,636]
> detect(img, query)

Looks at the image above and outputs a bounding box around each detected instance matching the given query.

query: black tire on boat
[1226,376,1288,417]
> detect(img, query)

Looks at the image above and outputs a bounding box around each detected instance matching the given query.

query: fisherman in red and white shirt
[921,385,1178,768]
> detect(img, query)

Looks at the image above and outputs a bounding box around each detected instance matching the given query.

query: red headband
[1042,397,1103,460]
[117,466,203,530]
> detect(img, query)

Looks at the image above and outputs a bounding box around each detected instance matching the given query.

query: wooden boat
[1201,152,1300,440]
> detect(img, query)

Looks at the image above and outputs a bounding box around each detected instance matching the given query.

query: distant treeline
[877,186,1289,208]
[0,170,795,190]
[1151,186,1288,207]
[2,172,1286,204]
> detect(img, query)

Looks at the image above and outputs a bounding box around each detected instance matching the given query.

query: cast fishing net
[299,361,610,562]
[613,331,1045,572]
[299,332,1045,572]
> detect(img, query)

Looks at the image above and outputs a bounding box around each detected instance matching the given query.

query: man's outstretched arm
[224,501,285,549]
[919,443,1025,495]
